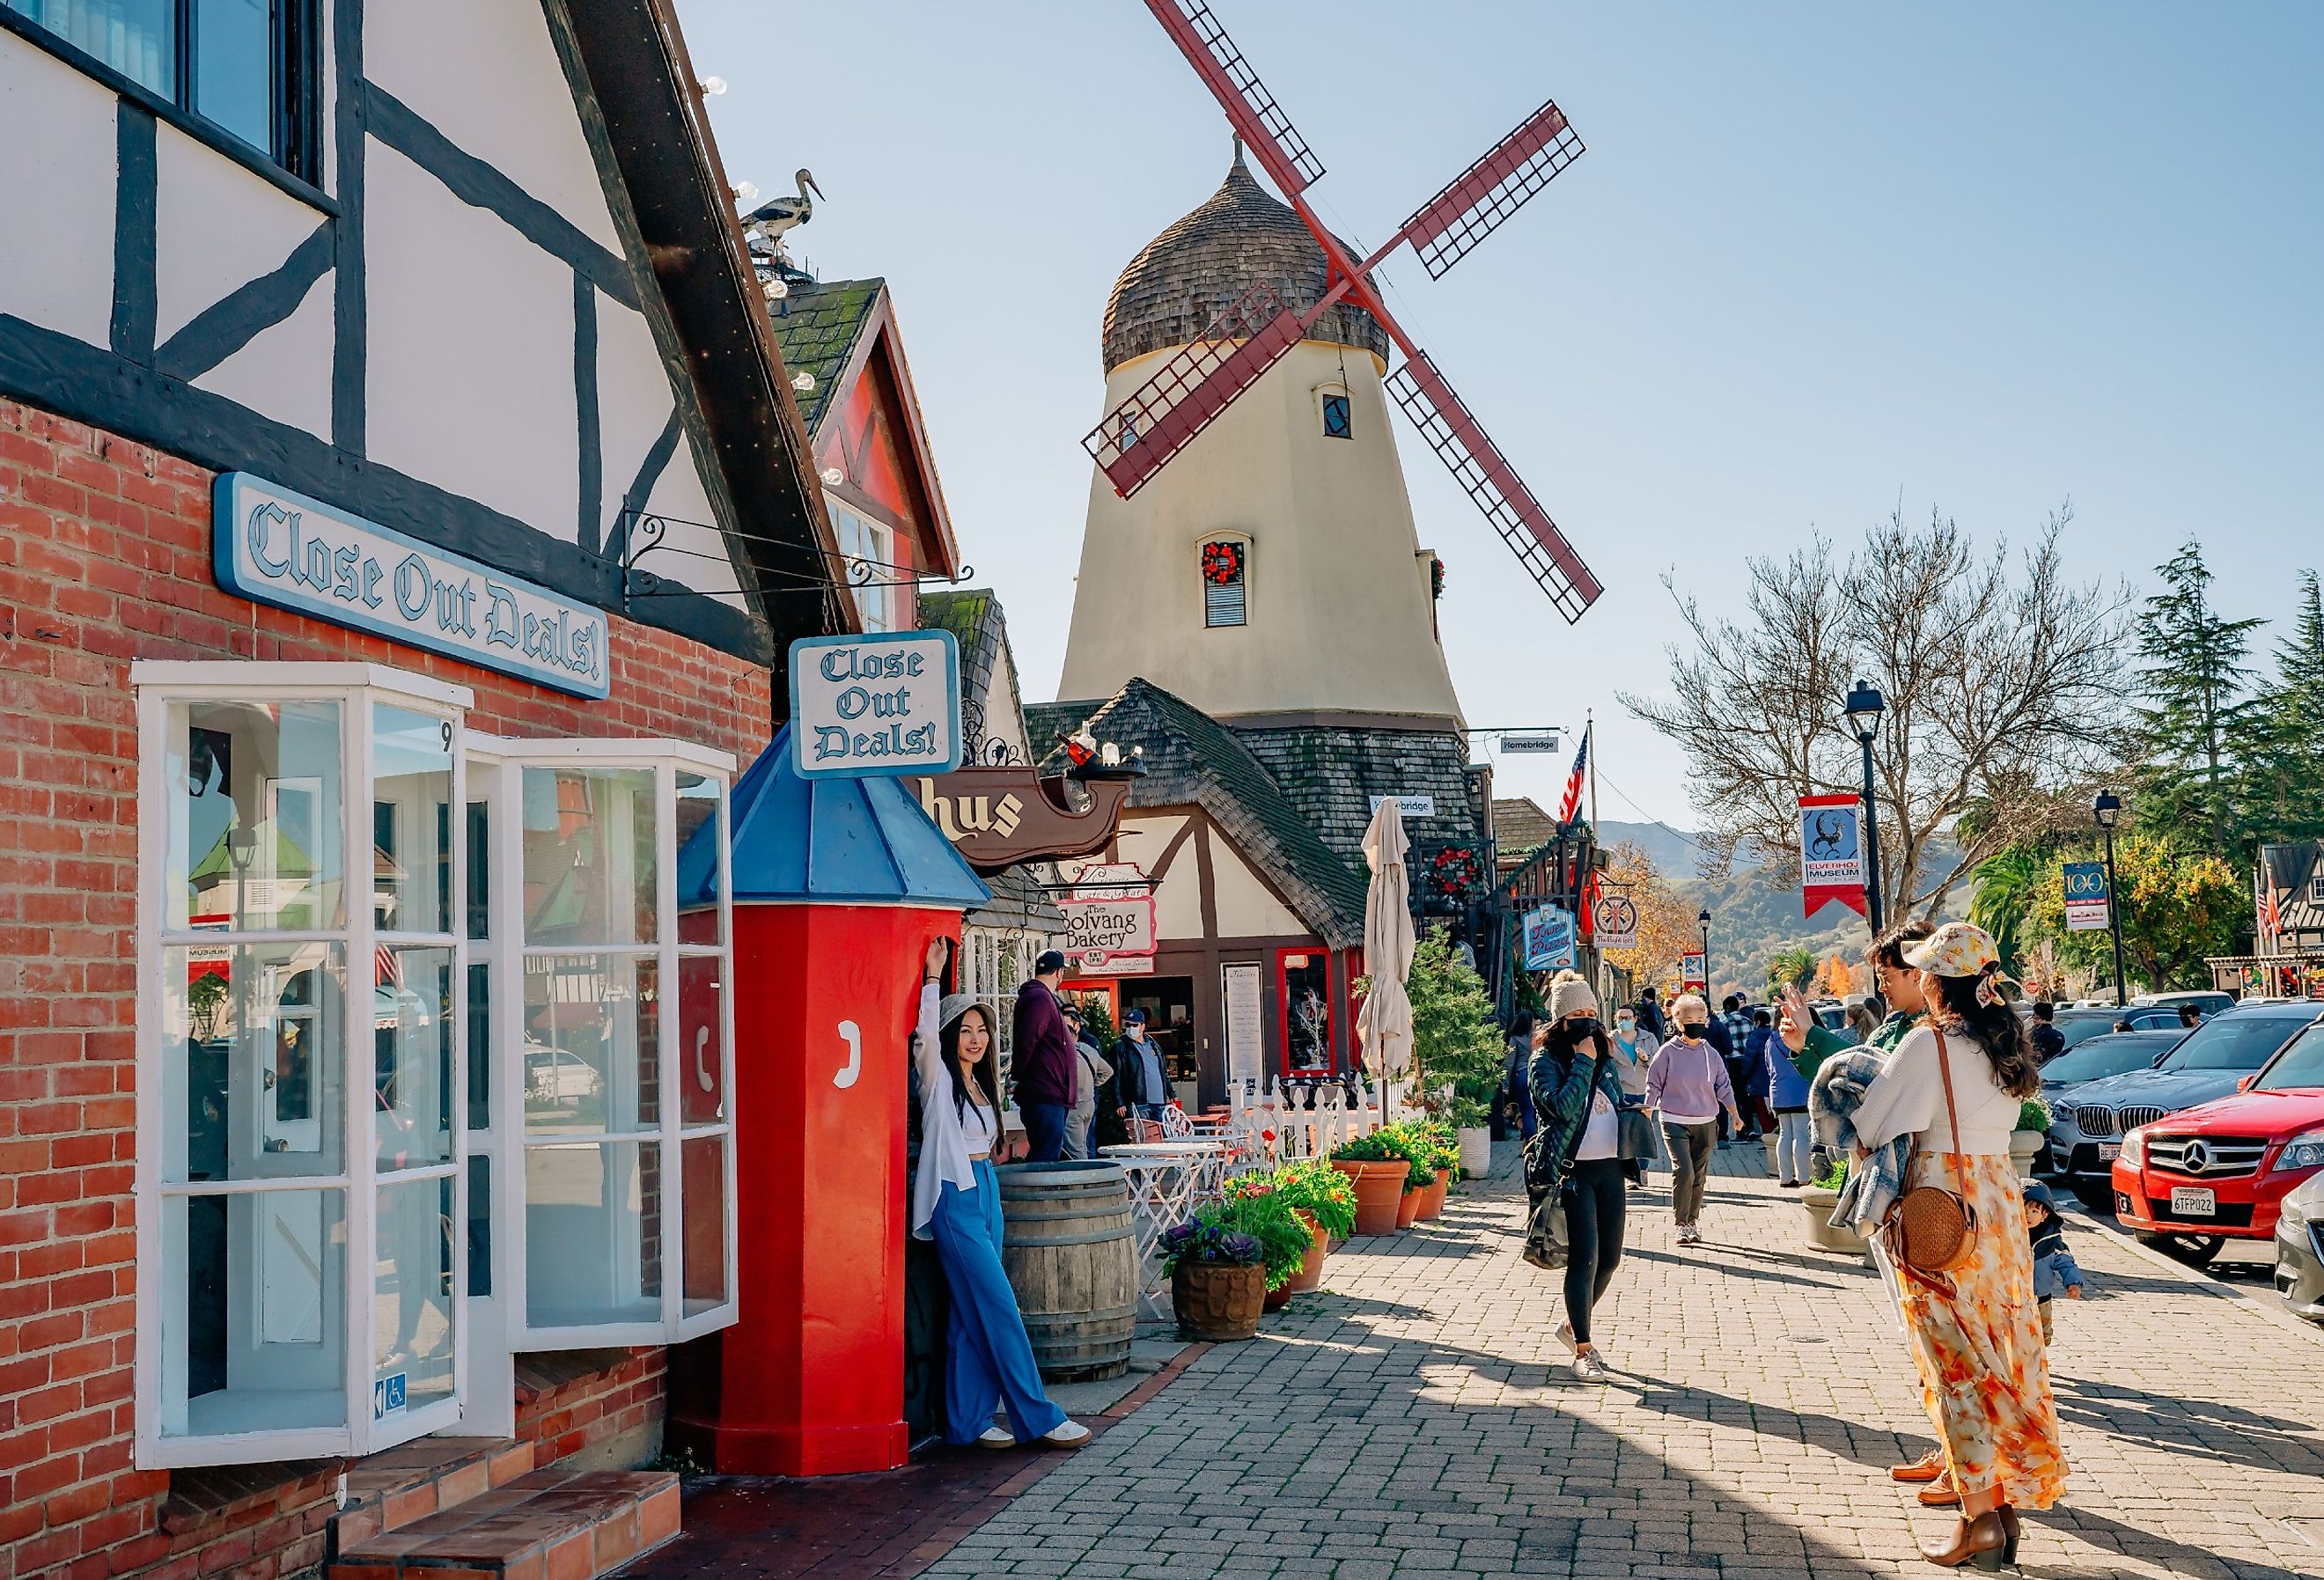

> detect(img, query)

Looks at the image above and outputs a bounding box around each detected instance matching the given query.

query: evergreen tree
[2243,570,2324,843]
[2133,540,2264,856]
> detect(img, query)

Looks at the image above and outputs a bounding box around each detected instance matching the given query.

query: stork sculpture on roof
[1083,1,1602,621]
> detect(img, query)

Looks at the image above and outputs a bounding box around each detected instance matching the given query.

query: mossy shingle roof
[764,276,883,435]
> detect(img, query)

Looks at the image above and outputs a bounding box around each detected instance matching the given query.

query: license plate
[2097,1142,2120,1162]
[2170,1186,2217,1217]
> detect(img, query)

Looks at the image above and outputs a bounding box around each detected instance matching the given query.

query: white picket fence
[1207,1078,1388,1168]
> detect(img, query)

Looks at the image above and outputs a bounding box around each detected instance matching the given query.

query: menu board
[1223,962,1265,1090]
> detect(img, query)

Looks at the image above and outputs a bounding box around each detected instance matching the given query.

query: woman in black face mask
[1527,972,1642,1381]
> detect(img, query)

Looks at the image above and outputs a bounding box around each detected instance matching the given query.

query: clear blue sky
[678,2,2324,832]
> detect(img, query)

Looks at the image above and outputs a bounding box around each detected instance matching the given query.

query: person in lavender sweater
[1645,994,1742,1246]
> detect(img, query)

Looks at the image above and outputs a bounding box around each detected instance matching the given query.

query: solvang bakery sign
[212,473,610,698]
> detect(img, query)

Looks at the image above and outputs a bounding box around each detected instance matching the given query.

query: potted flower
[2011,1098,2049,1179]
[1327,1130,1410,1235]
[1161,1213,1267,1340]
[1409,1120,1458,1219]
[1266,1158,1358,1282]
[1374,1122,1438,1227]
[1219,1177,1335,1311]
[1799,1154,1872,1256]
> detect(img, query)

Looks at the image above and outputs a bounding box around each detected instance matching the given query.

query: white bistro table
[1099,1140,1228,1319]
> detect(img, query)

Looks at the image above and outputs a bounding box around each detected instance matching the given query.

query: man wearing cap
[1012,951,1077,1162]
[1112,1010,1172,1127]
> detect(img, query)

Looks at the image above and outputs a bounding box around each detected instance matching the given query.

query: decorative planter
[1417,1174,1448,1220]
[2009,1130,2046,1179]
[1396,1183,1423,1229]
[1262,1281,1294,1312]
[1280,1212,1328,1295]
[1800,1185,1872,1256]
[1173,1260,1265,1340]
[1340,1160,1409,1235]
[1458,1126,1493,1179]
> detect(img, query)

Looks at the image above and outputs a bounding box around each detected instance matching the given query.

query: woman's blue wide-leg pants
[929,1160,1068,1446]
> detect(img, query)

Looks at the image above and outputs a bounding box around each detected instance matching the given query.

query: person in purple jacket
[1645,995,1741,1246]
[1011,951,1078,1161]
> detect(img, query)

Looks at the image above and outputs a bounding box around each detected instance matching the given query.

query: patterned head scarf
[1902,922,2010,1007]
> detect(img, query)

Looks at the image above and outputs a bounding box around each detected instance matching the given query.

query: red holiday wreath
[1201,540,1245,585]
[1429,845,1482,899]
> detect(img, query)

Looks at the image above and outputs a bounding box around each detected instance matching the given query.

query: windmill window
[1320,393,1352,440]
[1201,539,1248,628]
[3,0,324,181]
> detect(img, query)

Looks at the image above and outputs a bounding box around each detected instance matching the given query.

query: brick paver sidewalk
[917,1143,2324,1578]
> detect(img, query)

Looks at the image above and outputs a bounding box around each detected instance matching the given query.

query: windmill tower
[1062,0,1599,730]
[1059,146,1464,726]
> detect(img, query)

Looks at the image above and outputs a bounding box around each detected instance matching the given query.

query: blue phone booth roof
[679,727,992,909]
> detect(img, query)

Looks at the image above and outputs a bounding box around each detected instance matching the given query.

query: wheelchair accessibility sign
[374,1371,408,1420]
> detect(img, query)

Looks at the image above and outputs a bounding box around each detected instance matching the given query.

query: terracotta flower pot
[1396,1183,1423,1228]
[1262,1281,1293,1311]
[1281,1212,1329,1295]
[1344,1160,1408,1235]
[1416,1174,1448,1220]
[1173,1260,1265,1340]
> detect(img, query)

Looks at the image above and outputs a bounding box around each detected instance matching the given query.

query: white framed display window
[134,662,474,1468]
[469,737,739,1352]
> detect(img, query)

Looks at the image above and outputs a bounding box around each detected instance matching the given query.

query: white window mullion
[447,739,469,1425]
[343,687,378,1452]
[658,761,680,1329]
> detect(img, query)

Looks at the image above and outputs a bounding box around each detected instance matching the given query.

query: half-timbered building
[0,1,846,1574]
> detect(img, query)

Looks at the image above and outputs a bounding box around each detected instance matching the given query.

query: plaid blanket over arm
[1807,1048,1912,1231]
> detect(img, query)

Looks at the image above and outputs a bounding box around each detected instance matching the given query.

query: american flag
[2260,883,2283,941]
[1556,725,1590,826]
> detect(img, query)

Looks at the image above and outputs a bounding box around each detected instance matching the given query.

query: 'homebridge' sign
[212,473,609,698]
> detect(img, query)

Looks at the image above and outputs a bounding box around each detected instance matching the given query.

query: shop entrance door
[1119,977,1197,1111]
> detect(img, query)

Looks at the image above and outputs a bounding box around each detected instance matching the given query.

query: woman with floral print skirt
[1854,922,2064,1569]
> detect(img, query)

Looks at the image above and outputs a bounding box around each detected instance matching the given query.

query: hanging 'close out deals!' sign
[790,631,961,778]
[212,472,610,698]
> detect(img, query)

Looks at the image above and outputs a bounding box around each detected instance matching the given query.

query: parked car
[2037,1031,2186,1181]
[2049,1002,2324,1212]
[2275,1170,2324,1325]
[2051,1003,2189,1053]
[2114,1015,2324,1266]
[2129,990,2236,1018]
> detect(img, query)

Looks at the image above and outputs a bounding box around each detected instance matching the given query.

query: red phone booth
[667,728,989,1474]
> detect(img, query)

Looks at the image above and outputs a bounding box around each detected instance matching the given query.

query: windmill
[1081,0,1601,621]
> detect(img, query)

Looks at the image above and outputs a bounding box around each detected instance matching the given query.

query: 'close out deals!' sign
[1798,792,1867,918]
[789,631,961,778]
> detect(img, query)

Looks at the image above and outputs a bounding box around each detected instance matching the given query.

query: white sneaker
[1555,1320,1577,1355]
[1041,1420,1092,1448]
[1570,1349,1609,1383]
[976,1425,1015,1448]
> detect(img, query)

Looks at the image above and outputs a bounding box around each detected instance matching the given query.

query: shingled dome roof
[1102,152,1391,375]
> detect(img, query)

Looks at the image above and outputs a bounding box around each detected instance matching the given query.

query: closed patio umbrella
[1358,798,1416,1113]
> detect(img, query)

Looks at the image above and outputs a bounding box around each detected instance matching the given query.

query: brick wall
[0,395,772,1579]
[513,1349,666,1468]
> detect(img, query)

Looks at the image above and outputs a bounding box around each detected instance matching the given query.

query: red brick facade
[0,395,773,1579]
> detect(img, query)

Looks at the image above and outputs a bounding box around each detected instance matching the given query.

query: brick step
[335,1435,543,1551]
[328,1468,680,1580]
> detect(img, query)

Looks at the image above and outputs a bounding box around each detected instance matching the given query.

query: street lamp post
[1697,908,1711,998]
[1843,680,1886,937]
[2093,790,2129,1007]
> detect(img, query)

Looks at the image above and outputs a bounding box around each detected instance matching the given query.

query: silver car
[2276,1171,2324,1324]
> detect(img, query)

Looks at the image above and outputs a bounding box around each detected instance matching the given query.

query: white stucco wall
[364,0,621,253]
[0,41,119,347]
[1206,834,1304,937]
[154,121,323,348]
[1114,814,1204,940]
[1060,339,1464,724]
[194,283,334,439]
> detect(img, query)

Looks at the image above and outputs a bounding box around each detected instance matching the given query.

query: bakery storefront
[0,2,842,1572]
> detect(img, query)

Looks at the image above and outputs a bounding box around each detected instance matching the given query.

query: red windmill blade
[1093,0,1603,621]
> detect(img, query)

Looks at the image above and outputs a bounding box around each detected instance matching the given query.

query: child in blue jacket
[2022,1179,2086,1343]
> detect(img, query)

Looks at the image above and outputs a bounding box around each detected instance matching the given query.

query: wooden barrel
[995,1161,1138,1382]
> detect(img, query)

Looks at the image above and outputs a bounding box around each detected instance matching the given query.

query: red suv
[2113,1017,2324,1265]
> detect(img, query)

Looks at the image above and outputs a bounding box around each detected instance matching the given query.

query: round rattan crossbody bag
[1880,1028,1980,1276]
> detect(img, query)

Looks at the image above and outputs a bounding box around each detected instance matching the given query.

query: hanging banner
[1523,904,1576,971]
[1590,892,1638,952]
[2063,862,2111,932]
[1680,952,1707,991]
[1058,894,1156,966]
[1799,792,1868,918]
[790,630,962,777]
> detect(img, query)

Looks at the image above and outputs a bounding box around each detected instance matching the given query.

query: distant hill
[1596,819,1964,996]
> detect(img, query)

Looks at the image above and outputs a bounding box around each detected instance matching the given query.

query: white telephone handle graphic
[694,1027,715,1093]
[834,1020,862,1089]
